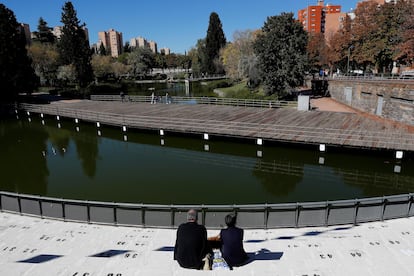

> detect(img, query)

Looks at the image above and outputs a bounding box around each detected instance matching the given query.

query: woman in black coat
[219,214,248,268]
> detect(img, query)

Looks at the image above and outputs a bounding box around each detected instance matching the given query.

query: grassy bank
[216,80,276,100]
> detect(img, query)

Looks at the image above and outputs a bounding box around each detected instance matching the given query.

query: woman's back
[220,226,248,267]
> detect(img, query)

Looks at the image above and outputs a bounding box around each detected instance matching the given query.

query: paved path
[311,97,357,113]
[1,212,414,275]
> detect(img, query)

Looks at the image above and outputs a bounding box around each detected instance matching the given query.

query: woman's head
[225,213,236,227]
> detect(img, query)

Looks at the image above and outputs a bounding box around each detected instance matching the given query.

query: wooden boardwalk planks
[23,100,414,152]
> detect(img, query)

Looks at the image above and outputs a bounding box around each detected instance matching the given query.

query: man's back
[174,222,207,269]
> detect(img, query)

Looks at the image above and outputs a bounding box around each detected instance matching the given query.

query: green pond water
[1,115,413,205]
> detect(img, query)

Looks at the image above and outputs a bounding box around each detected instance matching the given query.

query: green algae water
[1,115,414,205]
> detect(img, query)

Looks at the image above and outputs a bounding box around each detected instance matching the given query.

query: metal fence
[330,75,414,82]
[1,191,413,229]
[90,95,297,109]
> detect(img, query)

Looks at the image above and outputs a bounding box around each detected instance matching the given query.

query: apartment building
[298,0,343,33]
[130,36,158,54]
[52,26,90,42]
[324,10,347,41]
[130,36,147,48]
[148,40,157,54]
[298,0,345,40]
[160,47,171,55]
[98,29,123,57]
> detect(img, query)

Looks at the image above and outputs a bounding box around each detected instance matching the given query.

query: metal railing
[1,191,413,229]
[90,95,297,109]
[330,75,414,82]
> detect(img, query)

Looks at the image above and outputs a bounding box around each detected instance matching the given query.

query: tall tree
[394,0,414,67]
[221,29,259,83]
[0,4,38,101]
[98,43,107,56]
[57,1,93,88]
[254,13,308,97]
[28,42,59,86]
[327,14,352,74]
[373,2,403,72]
[307,32,329,73]
[127,47,155,77]
[189,39,207,77]
[204,12,226,74]
[34,17,55,44]
[123,41,131,53]
[350,1,379,72]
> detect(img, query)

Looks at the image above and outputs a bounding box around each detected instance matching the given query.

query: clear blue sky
[2,0,360,54]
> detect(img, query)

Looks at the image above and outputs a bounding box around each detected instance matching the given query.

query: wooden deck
[20,100,414,152]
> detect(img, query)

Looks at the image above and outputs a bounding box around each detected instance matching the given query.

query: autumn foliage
[308,0,414,75]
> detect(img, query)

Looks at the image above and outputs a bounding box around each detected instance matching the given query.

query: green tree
[176,53,191,72]
[123,42,131,53]
[34,17,55,44]
[28,42,59,86]
[204,12,226,74]
[127,47,155,77]
[0,4,38,101]
[98,43,107,56]
[189,39,207,77]
[254,13,308,97]
[57,1,93,88]
[166,53,178,68]
[155,53,167,70]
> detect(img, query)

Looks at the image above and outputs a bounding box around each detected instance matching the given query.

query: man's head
[187,209,198,222]
[225,213,236,227]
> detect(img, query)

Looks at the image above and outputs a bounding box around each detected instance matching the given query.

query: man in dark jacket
[174,209,208,269]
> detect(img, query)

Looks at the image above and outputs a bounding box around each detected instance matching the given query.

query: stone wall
[329,80,414,126]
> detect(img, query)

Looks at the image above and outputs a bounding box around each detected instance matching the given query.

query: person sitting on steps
[174,209,211,269]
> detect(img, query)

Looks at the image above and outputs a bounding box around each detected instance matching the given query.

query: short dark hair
[225,214,236,227]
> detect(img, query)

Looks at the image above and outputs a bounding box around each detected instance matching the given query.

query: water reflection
[253,160,302,196]
[45,122,100,179]
[1,116,414,205]
[0,119,48,195]
[72,130,99,178]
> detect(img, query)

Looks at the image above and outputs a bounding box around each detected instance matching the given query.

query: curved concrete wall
[329,79,414,127]
[1,191,413,229]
